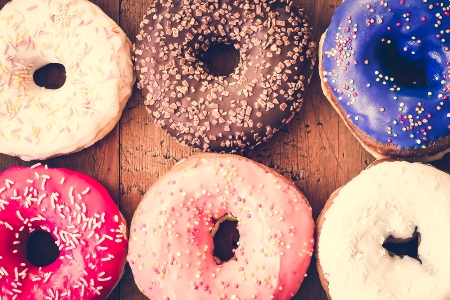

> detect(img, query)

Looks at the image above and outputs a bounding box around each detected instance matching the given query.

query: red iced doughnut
[0,165,127,299]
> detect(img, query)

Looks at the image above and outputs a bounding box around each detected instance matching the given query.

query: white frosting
[318,161,450,300]
[0,0,134,160]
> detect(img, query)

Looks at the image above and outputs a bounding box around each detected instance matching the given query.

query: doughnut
[320,0,450,162]
[0,0,135,161]
[134,0,316,152]
[0,164,128,299]
[316,160,450,299]
[127,153,314,299]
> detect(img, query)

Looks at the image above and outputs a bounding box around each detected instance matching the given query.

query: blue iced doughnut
[320,0,450,161]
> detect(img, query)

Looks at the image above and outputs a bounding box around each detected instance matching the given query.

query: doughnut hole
[33,63,66,90]
[382,228,421,263]
[377,43,430,87]
[204,43,240,77]
[26,230,60,267]
[211,215,240,263]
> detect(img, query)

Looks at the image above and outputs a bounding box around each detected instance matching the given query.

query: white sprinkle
[30,163,41,169]
[100,257,111,261]
[43,272,51,283]
[23,186,29,197]
[50,195,56,209]
[80,277,88,286]
[4,222,13,230]
[60,177,65,185]
[38,194,46,205]
[69,186,74,205]
[5,179,14,189]
[98,276,111,282]
[16,211,24,221]
[103,234,113,240]
[96,235,106,245]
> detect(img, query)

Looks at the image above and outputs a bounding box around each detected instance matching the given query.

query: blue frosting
[322,0,450,149]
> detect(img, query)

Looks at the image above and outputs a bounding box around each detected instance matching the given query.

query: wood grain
[1,0,450,299]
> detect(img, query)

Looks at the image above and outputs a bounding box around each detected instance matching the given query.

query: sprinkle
[5,179,14,189]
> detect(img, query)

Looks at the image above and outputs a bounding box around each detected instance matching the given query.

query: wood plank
[118,1,199,298]
[2,0,450,299]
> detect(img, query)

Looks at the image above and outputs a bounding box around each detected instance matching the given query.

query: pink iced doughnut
[0,165,127,299]
[127,153,315,300]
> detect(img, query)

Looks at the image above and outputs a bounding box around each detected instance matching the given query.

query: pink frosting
[0,165,127,299]
[128,155,314,300]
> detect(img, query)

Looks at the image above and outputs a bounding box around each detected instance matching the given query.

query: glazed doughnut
[316,160,450,299]
[0,0,135,161]
[127,153,314,299]
[320,0,450,162]
[135,0,316,152]
[0,164,128,299]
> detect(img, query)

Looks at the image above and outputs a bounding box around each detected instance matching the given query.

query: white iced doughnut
[0,0,135,161]
[317,160,450,300]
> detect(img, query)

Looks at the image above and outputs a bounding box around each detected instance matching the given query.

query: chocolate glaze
[135,0,316,152]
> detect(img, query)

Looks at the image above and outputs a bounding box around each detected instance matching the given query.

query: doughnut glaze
[135,0,316,152]
[128,153,314,300]
[0,0,134,161]
[320,0,450,159]
[317,160,450,299]
[0,165,127,299]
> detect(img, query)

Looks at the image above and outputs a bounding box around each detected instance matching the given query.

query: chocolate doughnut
[135,0,316,152]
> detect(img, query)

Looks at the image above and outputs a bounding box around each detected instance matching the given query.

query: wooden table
[2,0,450,299]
